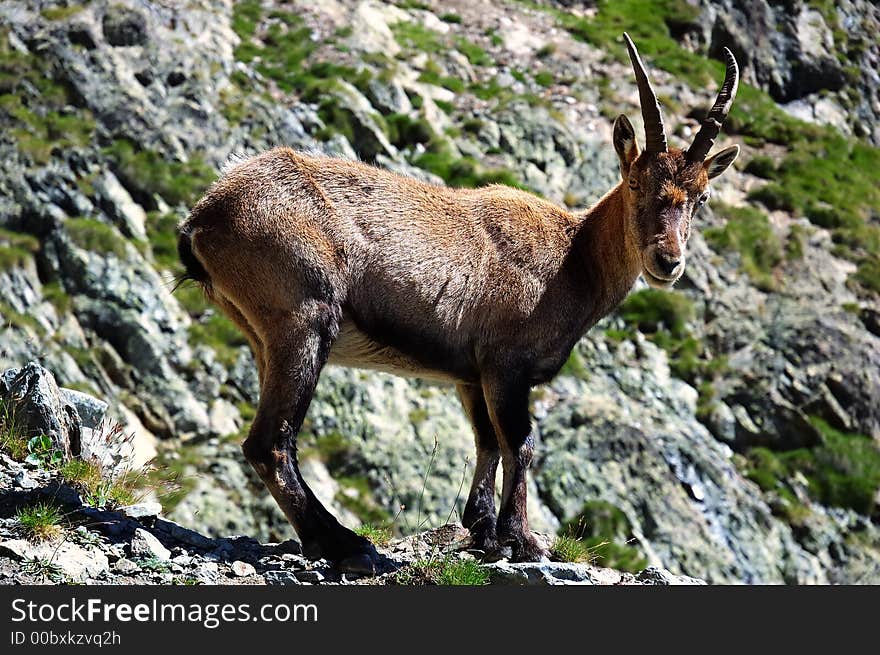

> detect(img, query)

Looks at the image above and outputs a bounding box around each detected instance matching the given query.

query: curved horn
[623,32,667,154]
[687,47,740,163]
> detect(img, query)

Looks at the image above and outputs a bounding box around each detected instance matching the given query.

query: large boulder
[0,363,81,460]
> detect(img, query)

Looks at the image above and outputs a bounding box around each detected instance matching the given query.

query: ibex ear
[704,144,740,179]
[613,114,639,177]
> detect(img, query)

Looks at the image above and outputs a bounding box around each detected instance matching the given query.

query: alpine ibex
[177,34,740,573]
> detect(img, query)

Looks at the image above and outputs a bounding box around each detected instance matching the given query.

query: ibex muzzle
[177,34,740,574]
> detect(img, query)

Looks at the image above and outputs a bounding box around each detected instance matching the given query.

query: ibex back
[177,35,741,574]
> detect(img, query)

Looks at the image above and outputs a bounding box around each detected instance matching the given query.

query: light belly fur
[328,320,461,383]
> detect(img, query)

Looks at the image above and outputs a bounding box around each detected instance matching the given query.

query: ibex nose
[654,252,681,277]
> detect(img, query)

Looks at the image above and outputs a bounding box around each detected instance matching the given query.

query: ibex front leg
[242,302,379,574]
[483,376,549,562]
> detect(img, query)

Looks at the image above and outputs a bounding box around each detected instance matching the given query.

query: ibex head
[613,33,740,288]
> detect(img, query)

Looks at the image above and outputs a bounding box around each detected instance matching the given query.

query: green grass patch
[744,155,777,179]
[412,145,524,189]
[743,417,880,517]
[354,523,393,547]
[0,228,39,271]
[704,204,783,291]
[455,37,491,67]
[392,21,446,55]
[15,502,64,541]
[0,33,96,165]
[394,555,489,585]
[418,64,466,93]
[617,288,726,399]
[103,140,214,207]
[534,71,554,87]
[65,218,128,258]
[40,5,84,20]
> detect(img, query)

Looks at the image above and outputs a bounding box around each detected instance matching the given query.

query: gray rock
[130,528,171,561]
[263,570,302,585]
[13,470,38,490]
[102,5,148,47]
[231,560,256,577]
[113,558,140,574]
[1,363,81,459]
[635,567,706,586]
[119,502,162,519]
[0,538,109,582]
[93,171,147,240]
[294,569,325,584]
[61,388,108,429]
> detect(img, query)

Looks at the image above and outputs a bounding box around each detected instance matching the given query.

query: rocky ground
[0,364,701,585]
[1,0,879,584]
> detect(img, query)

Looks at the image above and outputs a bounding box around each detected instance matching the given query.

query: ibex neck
[571,182,642,320]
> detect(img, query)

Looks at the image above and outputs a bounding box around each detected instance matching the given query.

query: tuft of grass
[15,502,64,541]
[0,399,28,460]
[557,502,648,572]
[552,534,592,563]
[354,523,392,547]
[704,204,783,291]
[145,211,180,270]
[440,13,462,24]
[58,422,149,509]
[786,224,808,261]
[394,555,489,585]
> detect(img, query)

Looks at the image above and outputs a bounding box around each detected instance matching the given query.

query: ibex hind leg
[241,301,380,574]
[456,384,506,560]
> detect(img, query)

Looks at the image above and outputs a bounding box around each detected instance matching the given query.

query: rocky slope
[0,0,878,584]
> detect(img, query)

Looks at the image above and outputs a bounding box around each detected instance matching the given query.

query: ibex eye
[628,179,639,190]
[697,193,709,206]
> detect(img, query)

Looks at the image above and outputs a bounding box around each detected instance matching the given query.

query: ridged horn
[623,32,667,154]
[687,47,740,163]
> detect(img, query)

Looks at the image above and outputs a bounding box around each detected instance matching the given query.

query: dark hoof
[305,532,382,576]
[509,534,550,563]
[338,551,380,576]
